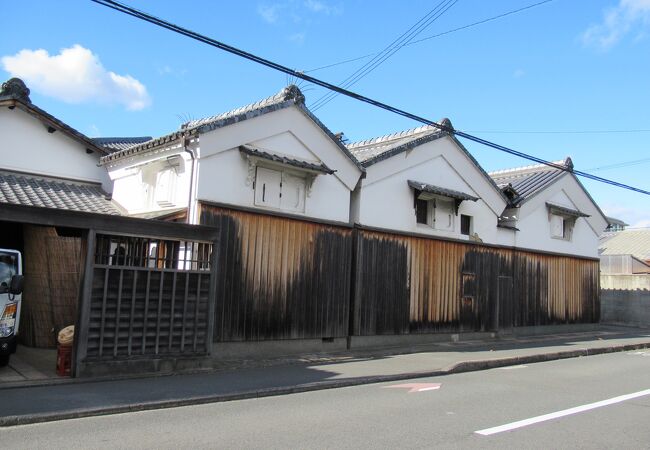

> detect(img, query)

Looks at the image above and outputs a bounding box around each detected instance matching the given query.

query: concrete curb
[2,341,650,427]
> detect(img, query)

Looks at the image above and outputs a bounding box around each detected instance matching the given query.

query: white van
[0,249,23,367]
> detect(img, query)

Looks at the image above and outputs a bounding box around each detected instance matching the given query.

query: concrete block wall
[601,275,650,327]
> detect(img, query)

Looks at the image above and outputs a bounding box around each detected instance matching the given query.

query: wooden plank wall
[353,230,599,336]
[200,205,353,342]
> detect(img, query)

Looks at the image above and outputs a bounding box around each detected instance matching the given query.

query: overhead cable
[91,0,650,196]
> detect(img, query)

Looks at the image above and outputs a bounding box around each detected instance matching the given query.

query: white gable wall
[514,173,608,258]
[355,136,507,244]
[109,149,192,215]
[0,107,111,191]
[195,106,360,223]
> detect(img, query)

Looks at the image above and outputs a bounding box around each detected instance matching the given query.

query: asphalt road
[3,351,650,449]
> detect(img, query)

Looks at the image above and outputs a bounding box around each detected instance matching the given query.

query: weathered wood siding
[200,205,352,342]
[353,230,599,336]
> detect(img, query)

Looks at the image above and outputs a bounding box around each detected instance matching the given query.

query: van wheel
[0,355,9,367]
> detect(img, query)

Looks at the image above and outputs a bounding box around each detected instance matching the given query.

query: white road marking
[497,365,528,370]
[417,386,440,392]
[475,388,650,436]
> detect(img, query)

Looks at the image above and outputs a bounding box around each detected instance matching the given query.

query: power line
[91,0,650,197]
[465,129,650,134]
[310,0,458,111]
[583,157,650,172]
[304,0,556,74]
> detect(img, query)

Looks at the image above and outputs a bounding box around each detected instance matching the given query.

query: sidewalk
[1,326,650,426]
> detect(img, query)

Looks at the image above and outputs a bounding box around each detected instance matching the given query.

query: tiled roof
[599,229,650,261]
[93,137,153,153]
[99,85,365,172]
[347,124,444,165]
[489,158,573,206]
[408,180,479,202]
[240,145,335,174]
[0,78,107,155]
[181,85,305,130]
[0,170,122,215]
[346,119,509,205]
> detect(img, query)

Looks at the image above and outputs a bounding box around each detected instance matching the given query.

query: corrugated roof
[599,229,650,261]
[489,158,572,206]
[93,137,153,153]
[0,170,122,215]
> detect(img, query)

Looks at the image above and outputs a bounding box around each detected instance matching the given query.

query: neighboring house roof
[99,85,364,172]
[489,158,572,207]
[239,145,335,174]
[0,170,122,215]
[346,119,508,204]
[606,216,629,227]
[93,137,153,153]
[0,78,107,155]
[599,229,650,261]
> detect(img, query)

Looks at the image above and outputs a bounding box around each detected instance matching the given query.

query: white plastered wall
[195,106,361,223]
[0,107,111,191]
[513,173,608,258]
[354,136,507,244]
[108,149,192,215]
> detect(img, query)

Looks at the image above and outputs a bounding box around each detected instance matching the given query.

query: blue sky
[2,0,650,226]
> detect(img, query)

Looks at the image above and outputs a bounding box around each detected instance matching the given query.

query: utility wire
[310,0,458,111]
[91,0,650,197]
[305,0,556,74]
[466,128,650,134]
[583,157,650,172]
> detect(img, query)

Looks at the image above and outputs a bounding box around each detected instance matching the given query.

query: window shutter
[254,167,282,208]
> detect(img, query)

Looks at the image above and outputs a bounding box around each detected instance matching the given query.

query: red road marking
[383,383,441,393]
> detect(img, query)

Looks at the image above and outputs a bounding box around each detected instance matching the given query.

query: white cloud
[288,32,306,44]
[1,45,151,110]
[581,0,650,50]
[513,69,525,78]
[258,0,341,24]
[258,4,282,23]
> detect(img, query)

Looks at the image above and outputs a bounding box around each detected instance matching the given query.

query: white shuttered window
[254,166,306,213]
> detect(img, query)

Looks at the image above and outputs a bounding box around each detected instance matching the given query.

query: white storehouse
[489,157,608,258]
[0,78,119,215]
[347,121,509,246]
[100,85,364,224]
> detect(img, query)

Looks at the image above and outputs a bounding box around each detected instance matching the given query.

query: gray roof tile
[93,137,153,153]
[489,158,573,206]
[0,171,122,215]
[347,124,443,164]
[99,85,365,172]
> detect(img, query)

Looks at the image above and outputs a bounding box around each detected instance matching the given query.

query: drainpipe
[182,135,197,225]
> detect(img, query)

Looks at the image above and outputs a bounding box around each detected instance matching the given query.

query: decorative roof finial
[283,84,305,105]
[439,117,454,133]
[1,78,31,103]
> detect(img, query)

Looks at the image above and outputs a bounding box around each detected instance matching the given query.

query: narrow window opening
[461,214,472,236]
[416,198,429,224]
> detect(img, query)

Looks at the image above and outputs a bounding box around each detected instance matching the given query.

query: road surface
[3,350,650,449]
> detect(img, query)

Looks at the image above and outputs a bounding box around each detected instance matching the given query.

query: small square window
[461,214,472,235]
